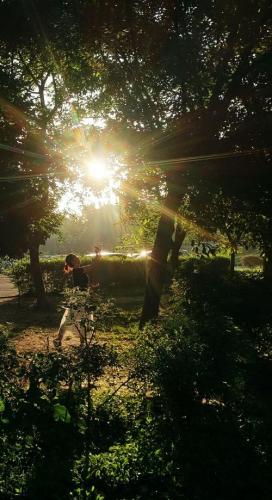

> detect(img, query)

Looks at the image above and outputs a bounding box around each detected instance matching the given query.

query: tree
[1,0,271,313]
[0,0,102,306]
[135,0,272,325]
[0,43,65,307]
[77,0,272,324]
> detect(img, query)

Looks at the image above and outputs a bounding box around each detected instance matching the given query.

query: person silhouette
[54,254,96,348]
[94,245,101,258]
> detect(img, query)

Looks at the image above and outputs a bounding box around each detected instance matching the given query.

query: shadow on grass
[0,296,60,336]
[0,286,145,338]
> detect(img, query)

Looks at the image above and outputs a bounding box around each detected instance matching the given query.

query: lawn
[0,285,145,354]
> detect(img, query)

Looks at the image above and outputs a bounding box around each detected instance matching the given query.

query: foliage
[242,254,263,268]
[0,286,118,499]
[72,417,178,499]
[131,272,272,499]
[61,286,121,337]
[1,259,272,498]
[173,257,272,328]
[119,201,160,251]
[0,256,13,274]
[7,256,147,295]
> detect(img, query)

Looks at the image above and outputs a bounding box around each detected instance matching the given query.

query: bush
[7,257,65,295]
[242,254,263,268]
[72,401,181,500]
[174,256,271,328]
[131,305,272,500]
[2,257,272,500]
[0,302,118,500]
[8,256,147,295]
[0,256,13,274]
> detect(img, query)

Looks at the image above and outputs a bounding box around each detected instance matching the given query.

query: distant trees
[42,204,121,255]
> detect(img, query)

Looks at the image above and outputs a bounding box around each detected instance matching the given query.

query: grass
[0,288,144,398]
[0,285,144,356]
[0,296,60,336]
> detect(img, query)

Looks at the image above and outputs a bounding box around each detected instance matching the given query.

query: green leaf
[0,399,5,413]
[53,403,71,424]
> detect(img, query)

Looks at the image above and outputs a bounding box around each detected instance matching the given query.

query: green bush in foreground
[130,267,272,500]
[1,260,272,499]
[0,288,119,500]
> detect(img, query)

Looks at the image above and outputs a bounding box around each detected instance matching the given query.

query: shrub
[173,256,271,328]
[0,300,118,500]
[2,257,272,500]
[242,254,263,268]
[8,257,65,295]
[8,256,147,295]
[131,306,272,500]
[72,405,181,499]
[0,256,13,274]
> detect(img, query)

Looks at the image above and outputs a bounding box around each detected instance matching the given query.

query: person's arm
[81,264,93,274]
[82,264,100,288]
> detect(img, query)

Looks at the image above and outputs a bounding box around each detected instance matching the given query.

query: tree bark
[139,191,181,328]
[169,223,186,274]
[230,250,236,276]
[29,241,49,309]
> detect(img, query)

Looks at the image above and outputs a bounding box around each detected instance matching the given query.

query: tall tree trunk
[230,250,236,276]
[169,223,186,274]
[29,241,49,309]
[140,191,181,329]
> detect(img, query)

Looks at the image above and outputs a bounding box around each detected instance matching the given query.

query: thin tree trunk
[169,223,186,274]
[29,241,49,309]
[140,191,181,329]
[230,250,236,276]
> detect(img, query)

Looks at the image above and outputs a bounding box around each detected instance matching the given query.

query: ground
[0,278,142,395]
[0,274,142,354]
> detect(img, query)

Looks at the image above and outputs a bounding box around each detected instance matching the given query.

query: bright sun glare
[58,153,123,214]
[87,158,112,180]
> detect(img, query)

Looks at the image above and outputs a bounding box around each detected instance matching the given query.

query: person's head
[64,254,80,272]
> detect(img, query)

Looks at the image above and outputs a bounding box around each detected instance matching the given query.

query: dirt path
[0,273,18,303]
[0,278,81,352]
[9,327,82,353]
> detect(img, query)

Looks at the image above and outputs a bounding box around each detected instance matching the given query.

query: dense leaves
[1,260,272,498]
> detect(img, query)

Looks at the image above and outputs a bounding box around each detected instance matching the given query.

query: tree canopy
[0,0,271,312]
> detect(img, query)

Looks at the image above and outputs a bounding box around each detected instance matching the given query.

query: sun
[57,154,121,214]
[87,157,112,180]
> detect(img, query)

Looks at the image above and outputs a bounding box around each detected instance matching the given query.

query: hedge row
[8,256,148,295]
[6,253,261,297]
